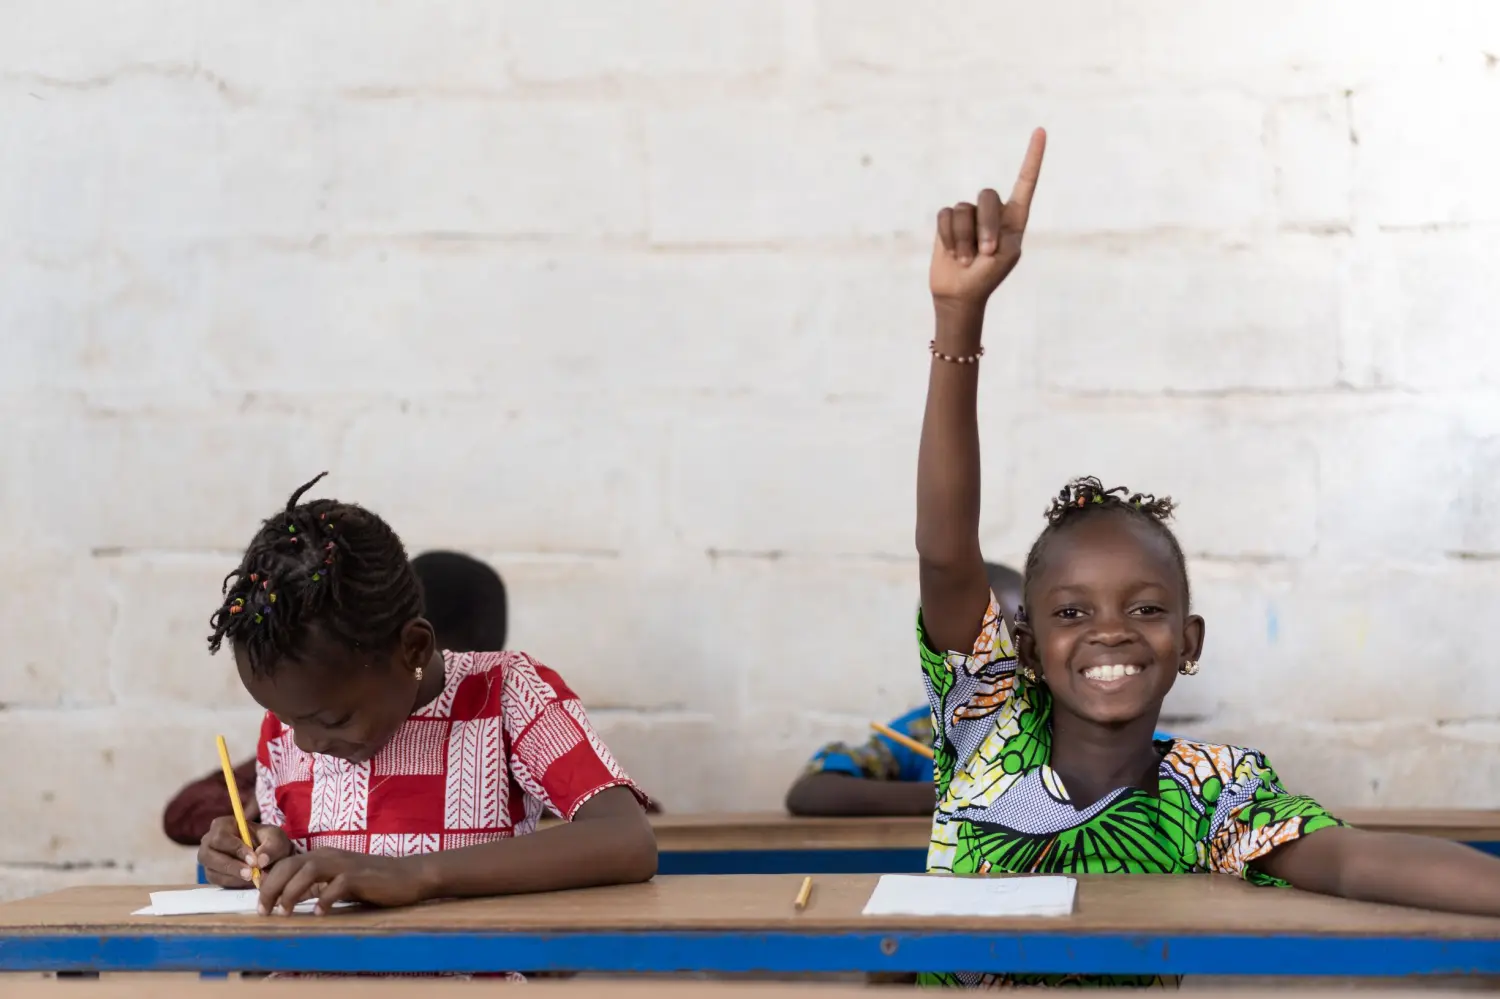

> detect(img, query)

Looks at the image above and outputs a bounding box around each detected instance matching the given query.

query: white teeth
[1082,664,1142,681]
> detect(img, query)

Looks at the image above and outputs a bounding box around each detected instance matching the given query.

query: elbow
[784,775,837,817]
[617,816,658,884]
[915,533,978,575]
[914,526,946,565]
[626,830,658,884]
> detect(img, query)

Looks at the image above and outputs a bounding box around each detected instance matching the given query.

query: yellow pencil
[216,735,260,888]
[794,876,814,911]
[870,720,935,761]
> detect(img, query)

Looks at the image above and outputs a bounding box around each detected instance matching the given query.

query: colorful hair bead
[312,571,321,581]
[249,573,259,582]
[268,592,277,604]
[253,613,263,623]
[288,524,296,534]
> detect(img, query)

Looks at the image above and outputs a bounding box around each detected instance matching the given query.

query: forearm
[413,789,657,900]
[785,773,936,817]
[916,302,985,567]
[1261,826,1500,917]
[1338,832,1500,915]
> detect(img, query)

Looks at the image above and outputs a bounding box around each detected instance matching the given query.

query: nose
[1084,607,1135,646]
[292,727,336,757]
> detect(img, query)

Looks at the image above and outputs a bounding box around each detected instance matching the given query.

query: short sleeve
[1197,749,1344,884]
[917,590,1020,766]
[500,653,648,820]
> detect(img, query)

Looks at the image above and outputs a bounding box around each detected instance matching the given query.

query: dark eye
[1132,605,1166,617]
[321,714,353,729]
[1053,607,1084,620]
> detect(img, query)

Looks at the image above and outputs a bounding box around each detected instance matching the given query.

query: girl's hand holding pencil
[199,735,294,890]
[198,816,293,889]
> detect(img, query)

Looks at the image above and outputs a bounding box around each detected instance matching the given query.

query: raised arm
[918,128,1046,653]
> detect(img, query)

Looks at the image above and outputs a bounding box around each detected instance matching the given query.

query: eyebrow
[1040,580,1174,597]
[287,709,348,725]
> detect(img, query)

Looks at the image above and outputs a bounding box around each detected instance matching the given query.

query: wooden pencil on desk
[215,734,260,888]
[794,876,814,910]
[870,720,935,760]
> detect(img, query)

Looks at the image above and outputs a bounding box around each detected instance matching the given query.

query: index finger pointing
[1008,127,1047,210]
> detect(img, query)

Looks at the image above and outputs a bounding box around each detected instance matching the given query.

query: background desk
[5,874,1500,977]
[192,810,1500,882]
[646,810,1500,874]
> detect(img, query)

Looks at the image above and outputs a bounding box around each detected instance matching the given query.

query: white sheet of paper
[132,887,354,917]
[861,874,1077,918]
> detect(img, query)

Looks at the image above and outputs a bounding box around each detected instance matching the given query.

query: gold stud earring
[414,665,424,682]
[1017,663,1038,684]
[1178,660,1199,676]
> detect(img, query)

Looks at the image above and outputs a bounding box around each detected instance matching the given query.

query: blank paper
[132,887,354,916]
[861,874,1077,918]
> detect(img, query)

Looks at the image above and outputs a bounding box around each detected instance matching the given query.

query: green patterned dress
[919,592,1343,988]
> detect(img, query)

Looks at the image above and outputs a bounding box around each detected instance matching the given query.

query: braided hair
[208,473,424,676]
[1022,476,1190,607]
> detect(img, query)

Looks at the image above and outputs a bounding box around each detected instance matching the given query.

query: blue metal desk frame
[5,928,1500,976]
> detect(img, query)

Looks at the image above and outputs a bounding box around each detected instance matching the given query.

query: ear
[396,617,437,675]
[1013,609,1042,678]
[1182,613,1206,664]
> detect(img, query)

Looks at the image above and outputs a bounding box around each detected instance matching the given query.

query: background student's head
[411,551,508,653]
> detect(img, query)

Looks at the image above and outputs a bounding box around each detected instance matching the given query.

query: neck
[411,649,446,712]
[1047,705,1163,808]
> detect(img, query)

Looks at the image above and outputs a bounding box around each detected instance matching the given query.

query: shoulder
[437,650,584,722]
[259,711,288,740]
[918,590,1017,674]
[1161,739,1289,799]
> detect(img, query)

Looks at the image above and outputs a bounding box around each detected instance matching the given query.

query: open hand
[199,818,292,888]
[930,128,1046,308]
[257,848,426,916]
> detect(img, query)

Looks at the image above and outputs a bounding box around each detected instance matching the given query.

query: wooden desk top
[4,875,1500,939]
[633,810,1500,851]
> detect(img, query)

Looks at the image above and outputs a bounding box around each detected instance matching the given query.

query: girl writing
[917,128,1500,987]
[197,474,656,931]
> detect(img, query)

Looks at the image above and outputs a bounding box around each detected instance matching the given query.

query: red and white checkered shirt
[256,650,642,853]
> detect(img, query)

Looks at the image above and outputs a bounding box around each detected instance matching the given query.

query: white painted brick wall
[4,0,1500,900]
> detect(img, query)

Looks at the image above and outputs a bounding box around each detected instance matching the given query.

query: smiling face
[1019,511,1204,727]
[235,620,434,765]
